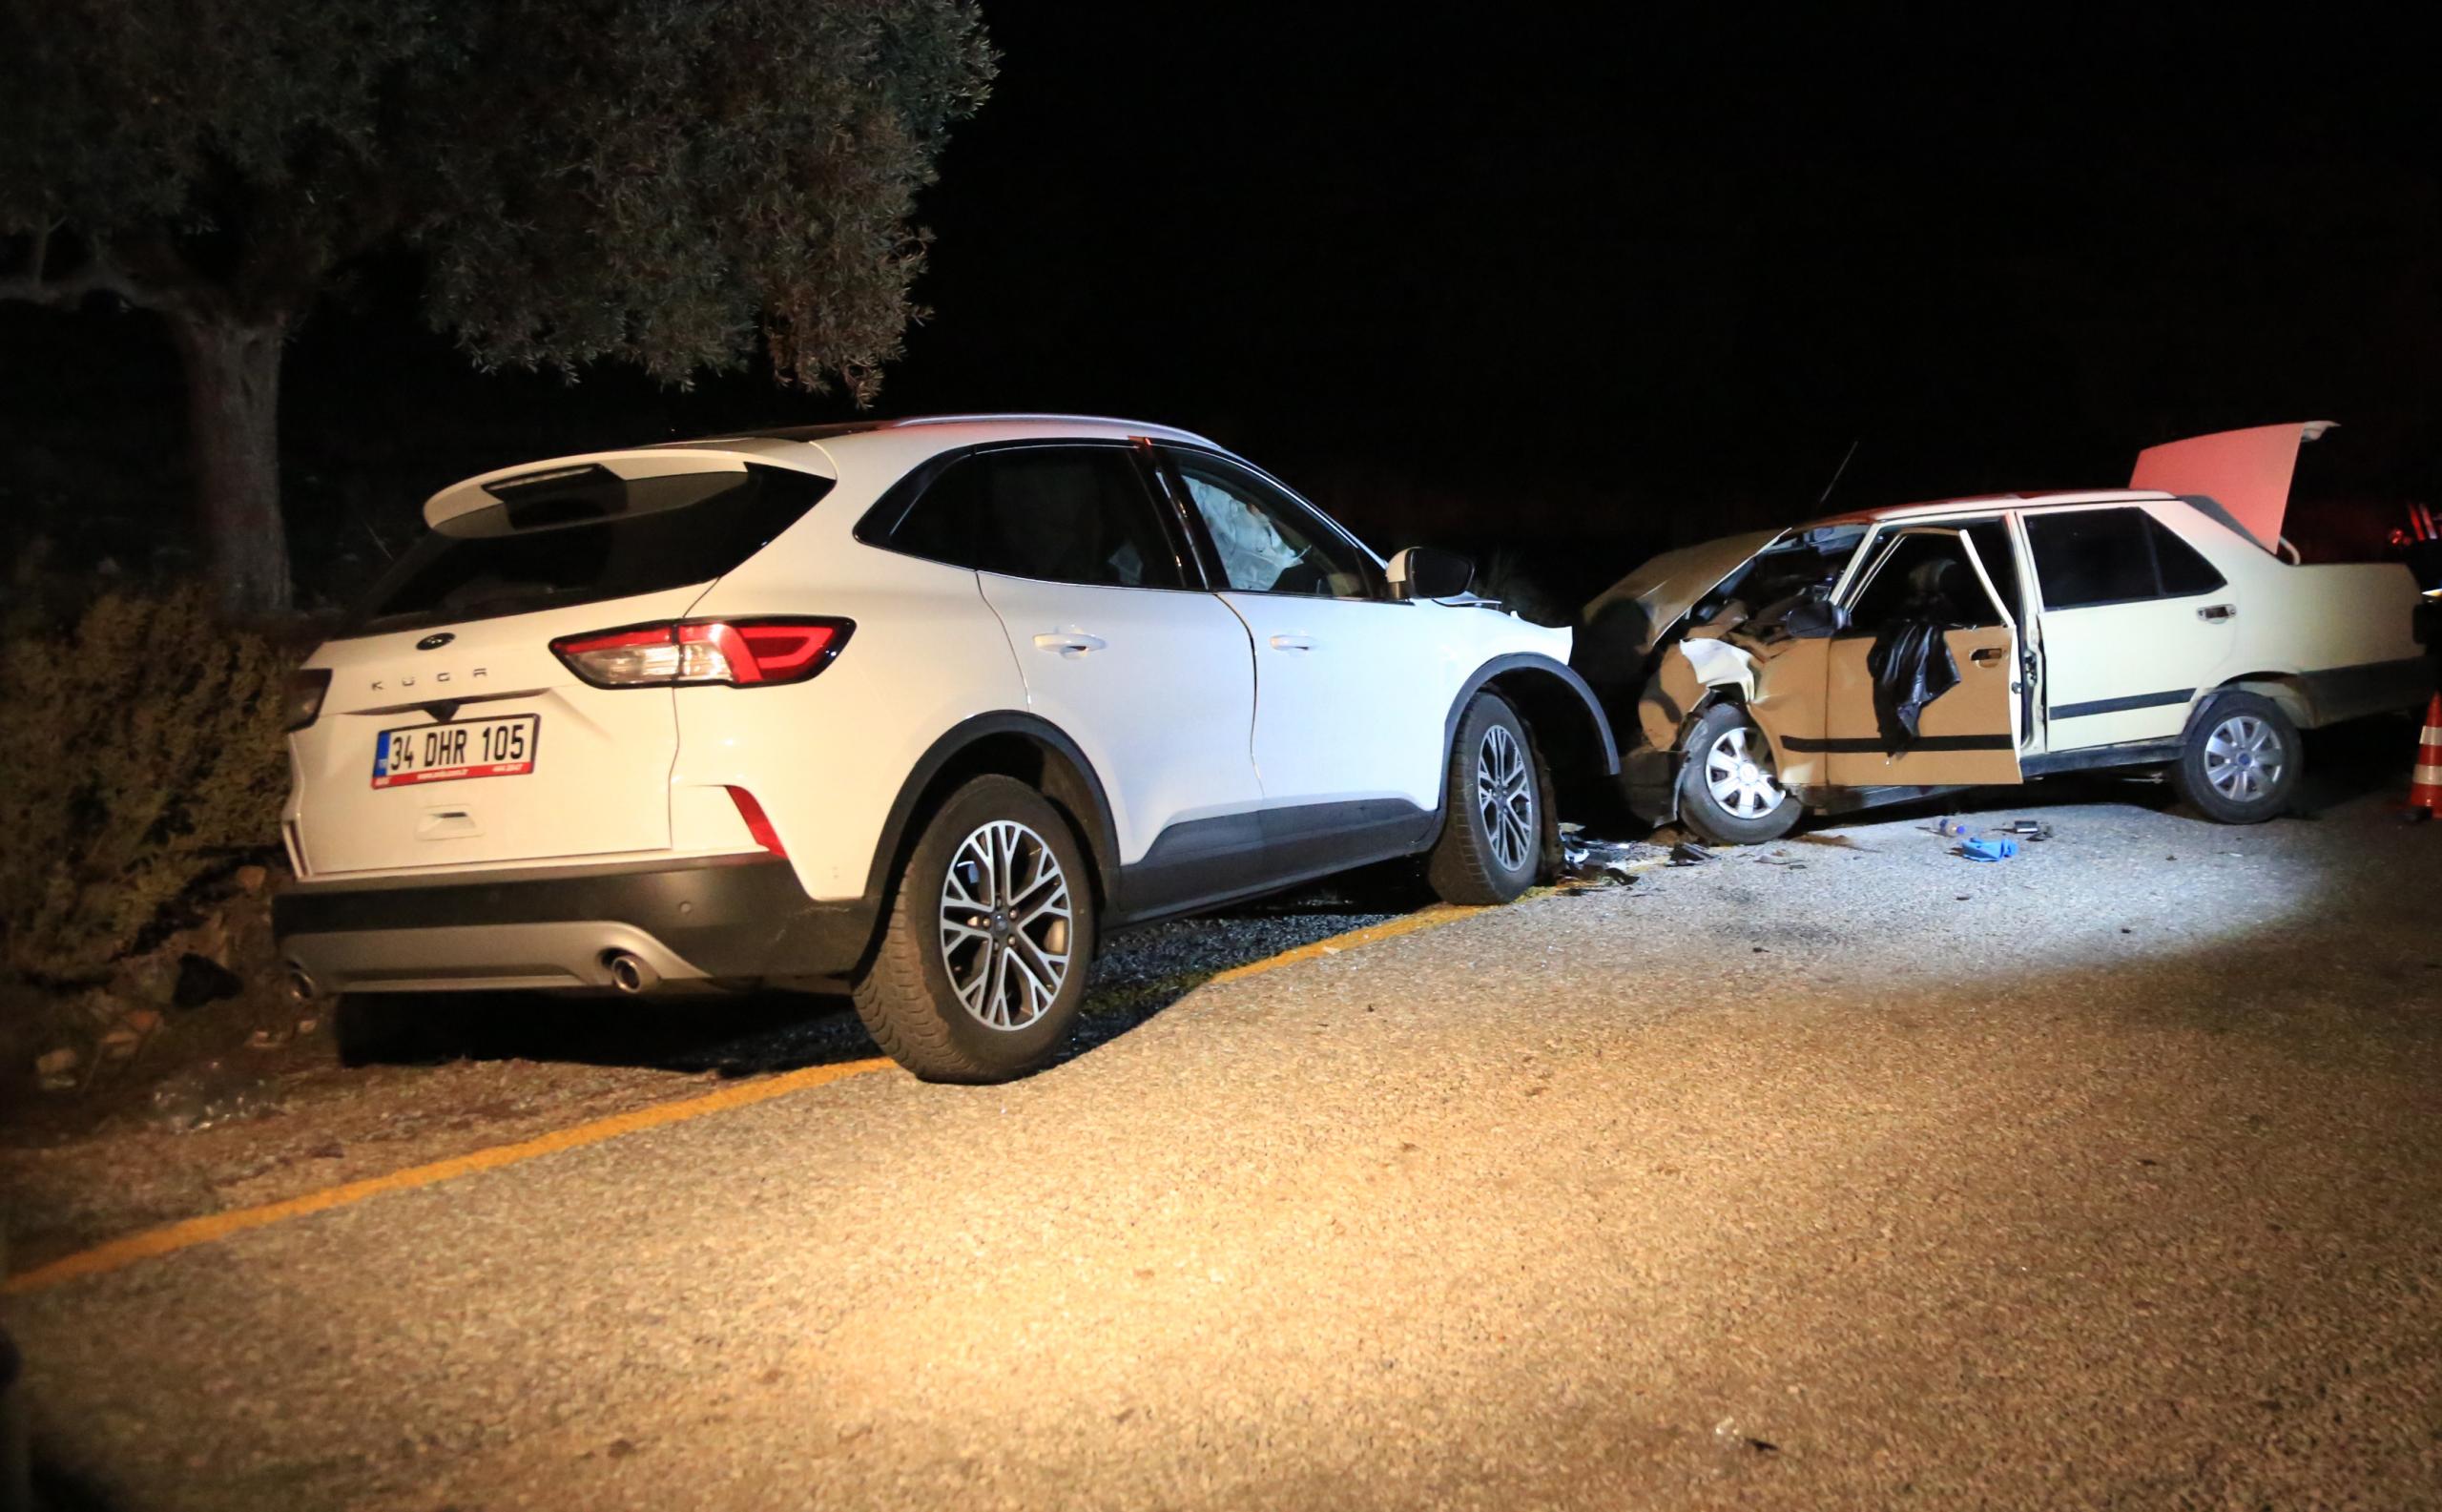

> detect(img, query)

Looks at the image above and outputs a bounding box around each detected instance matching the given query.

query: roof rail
[883,413,1219,446]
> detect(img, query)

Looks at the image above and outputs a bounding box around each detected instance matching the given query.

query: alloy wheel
[938,819,1073,1030]
[1477,723,1536,872]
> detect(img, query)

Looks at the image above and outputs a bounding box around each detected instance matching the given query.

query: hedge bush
[0,585,291,985]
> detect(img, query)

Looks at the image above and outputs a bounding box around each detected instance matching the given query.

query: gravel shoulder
[0,900,1416,1274]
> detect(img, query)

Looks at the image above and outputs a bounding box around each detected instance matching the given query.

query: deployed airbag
[1186,474,1303,590]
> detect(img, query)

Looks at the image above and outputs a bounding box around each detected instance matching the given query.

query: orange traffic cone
[2411,694,2442,819]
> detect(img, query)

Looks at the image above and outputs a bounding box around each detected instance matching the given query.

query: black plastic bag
[1865,621,1958,754]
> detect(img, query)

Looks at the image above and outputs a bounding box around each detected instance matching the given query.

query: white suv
[275,416,1616,1080]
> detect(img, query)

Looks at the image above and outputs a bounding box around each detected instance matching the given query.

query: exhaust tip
[605,951,658,996]
[286,963,319,1002]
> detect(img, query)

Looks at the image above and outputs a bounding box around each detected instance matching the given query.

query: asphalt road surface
[9,764,2442,1510]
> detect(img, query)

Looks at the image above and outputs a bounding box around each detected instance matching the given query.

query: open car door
[1820,527,2023,789]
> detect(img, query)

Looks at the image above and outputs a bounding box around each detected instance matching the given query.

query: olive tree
[0,0,994,613]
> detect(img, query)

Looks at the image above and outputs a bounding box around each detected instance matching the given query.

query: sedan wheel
[2170,691,2301,824]
[2201,714,2285,806]
[1702,722,1785,819]
[1673,702,1800,845]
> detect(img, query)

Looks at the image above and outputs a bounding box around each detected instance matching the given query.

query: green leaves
[415,0,994,399]
[1,0,996,393]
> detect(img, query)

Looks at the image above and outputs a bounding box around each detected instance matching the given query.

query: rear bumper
[273,855,879,994]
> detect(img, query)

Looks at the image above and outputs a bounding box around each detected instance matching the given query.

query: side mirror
[1387,546,1474,601]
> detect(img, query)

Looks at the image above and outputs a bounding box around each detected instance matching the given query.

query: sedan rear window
[2025,507,2226,611]
[2024,508,2159,610]
[350,465,832,634]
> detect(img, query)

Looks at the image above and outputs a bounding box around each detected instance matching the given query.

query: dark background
[5,4,2436,610]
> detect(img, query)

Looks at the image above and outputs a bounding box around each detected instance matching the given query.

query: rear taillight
[549,618,852,689]
[285,668,331,731]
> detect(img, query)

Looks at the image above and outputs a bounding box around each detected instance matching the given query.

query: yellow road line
[1207,903,1488,984]
[3,1057,889,1297]
[4,893,1531,1296]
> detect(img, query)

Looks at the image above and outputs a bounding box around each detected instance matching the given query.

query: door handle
[1268,633,1316,652]
[2196,603,2237,622]
[1032,632,1107,656]
[1970,646,2007,666]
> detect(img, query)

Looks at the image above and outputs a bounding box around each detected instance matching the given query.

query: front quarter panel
[1436,602,1584,746]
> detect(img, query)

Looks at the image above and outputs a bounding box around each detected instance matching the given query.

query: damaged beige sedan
[1582,423,2435,844]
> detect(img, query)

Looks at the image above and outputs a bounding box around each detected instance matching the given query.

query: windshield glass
[346,465,832,635]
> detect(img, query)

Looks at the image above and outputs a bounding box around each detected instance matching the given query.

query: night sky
[5,4,2436,605]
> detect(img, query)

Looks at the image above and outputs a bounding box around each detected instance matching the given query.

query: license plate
[372,715,540,789]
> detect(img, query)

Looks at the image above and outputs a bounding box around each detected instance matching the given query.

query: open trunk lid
[2129,421,2335,554]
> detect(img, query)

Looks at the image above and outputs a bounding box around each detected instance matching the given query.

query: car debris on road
[1557,828,1655,884]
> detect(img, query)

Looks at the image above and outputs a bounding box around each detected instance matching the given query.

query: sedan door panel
[1807,526,2022,789]
[1820,627,2022,787]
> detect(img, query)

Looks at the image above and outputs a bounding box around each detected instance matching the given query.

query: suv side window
[887,446,1184,590]
[1164,449,1375,599]
[2024,508,2162,610]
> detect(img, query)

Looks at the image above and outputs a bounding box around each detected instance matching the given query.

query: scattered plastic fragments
[1936,816,2053,844]
[1712,1416,1781,1454]
[1669,840,1716,866]
[1559,832,1646,883]
[1956,837,2018,862]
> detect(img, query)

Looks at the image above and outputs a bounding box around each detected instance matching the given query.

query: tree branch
[0,232,187,314]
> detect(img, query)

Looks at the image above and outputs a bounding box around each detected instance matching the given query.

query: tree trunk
[167,313,292,617]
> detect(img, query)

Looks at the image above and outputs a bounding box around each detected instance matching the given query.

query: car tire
[1426,693,1545,904]
[851,775,1096,1083]
[2169,691,2302,824]
[1674,702,1801,846]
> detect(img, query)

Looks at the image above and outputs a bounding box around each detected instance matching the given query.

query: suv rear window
[351,465,832,634]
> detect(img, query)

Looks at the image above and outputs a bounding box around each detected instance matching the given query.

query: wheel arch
[863,712,1123,912]
[1445,653,1621,788]
[1624,670,1759,827]
[2204,672,2315,730]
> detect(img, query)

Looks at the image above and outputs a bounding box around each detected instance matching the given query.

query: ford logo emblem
[416,632,456,651]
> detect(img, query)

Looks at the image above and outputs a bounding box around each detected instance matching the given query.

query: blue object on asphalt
[1957,837,2018,862]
